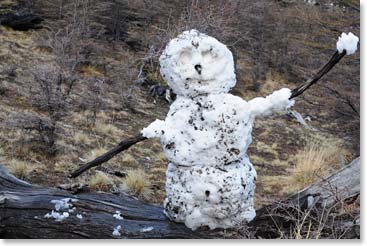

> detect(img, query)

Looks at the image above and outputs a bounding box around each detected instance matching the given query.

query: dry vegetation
[287,137,342,192]
[120,168,153,200]
[0,0,359,239]
[88,171,112,191]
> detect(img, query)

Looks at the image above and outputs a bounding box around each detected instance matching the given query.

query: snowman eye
[178,50,192,65]
[202,48,217,63]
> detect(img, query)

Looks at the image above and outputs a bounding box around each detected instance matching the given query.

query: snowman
[141,30,295,230]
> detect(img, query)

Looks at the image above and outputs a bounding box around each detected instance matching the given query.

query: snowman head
[159,30,236,98]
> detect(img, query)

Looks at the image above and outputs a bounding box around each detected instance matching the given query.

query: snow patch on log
[112,225,121,236]
[113,210,124,220]
[44,211,70,222]
[50,198,77,211]
[140,226,154,232]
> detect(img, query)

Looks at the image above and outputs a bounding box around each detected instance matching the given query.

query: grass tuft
[9,159,31,180]
[287,137,341,192]
[88,171,112,191]
[120,169,153,200]
[74,132,91,145]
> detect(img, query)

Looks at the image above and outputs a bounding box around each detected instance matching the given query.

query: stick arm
[69,134,147,178]
[69,119,166,178]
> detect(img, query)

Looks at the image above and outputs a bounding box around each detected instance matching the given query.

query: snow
[142,89,293,167]
[140,226,154,232]
[112,225,121,236]
[164,158,256,230]
[51,198,77,211]
[336,32,359,55]
[44,211,70,222]
[248,88,294,117]
[159,29,236,97]
[289,110,314,129]
[141,119,165,138]
[113,211,124,220]
[76,214,83,219]
[307,195,315,209]
[44,198,78,222]
[142,30,295,230]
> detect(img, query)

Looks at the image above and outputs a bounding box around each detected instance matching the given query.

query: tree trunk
[0,157,360,239]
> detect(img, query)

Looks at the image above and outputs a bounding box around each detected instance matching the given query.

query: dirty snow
[142,89,293,167]
[336,32,359,55]
[141,119,165,138]
[159,29,236,97]
[51,198,78,211]
[113,211,124,220]
[140,226,154,232]
[112,225,121,236]
[142,30,295,230]
[44,211,70,222]
[44,198,78,222]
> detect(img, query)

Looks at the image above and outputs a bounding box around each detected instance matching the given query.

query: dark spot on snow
[205,190,210,197]
[173,206,179,214]
[166,142,175,150]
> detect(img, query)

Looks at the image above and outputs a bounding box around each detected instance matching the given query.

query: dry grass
[87,147,108,161]
[71,111,90,127]
[120,169,153,200]
[8,159,31,180]
[79,65,104,78]
[287,137,341,192]
[74,132,91,145]
[95,122,122,137]
[88,171,112,191]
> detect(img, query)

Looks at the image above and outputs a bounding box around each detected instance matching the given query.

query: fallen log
[0,157,360,239]
[0,165,209,239]
[0,13,43,30]
[0,2,43,31]
[249,157,360,239]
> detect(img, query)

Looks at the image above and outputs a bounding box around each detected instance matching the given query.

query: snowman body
[142,30,294,230]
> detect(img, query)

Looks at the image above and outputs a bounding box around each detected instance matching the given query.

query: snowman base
[163,157,257,230]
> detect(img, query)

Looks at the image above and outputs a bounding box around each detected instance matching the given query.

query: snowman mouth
[197,79,211,85]
[186,78,212,85]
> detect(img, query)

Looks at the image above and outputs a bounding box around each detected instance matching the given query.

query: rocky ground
[0,0,360,236]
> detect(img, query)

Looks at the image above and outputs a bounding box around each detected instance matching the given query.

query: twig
[290,50,346,99]
[69,134,147,178]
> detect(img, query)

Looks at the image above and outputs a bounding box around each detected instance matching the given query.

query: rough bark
[248,157,360,238]
[0,157,360,239]
[0,165,208,239]
[0,13,42,30]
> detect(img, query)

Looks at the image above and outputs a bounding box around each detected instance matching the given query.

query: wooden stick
[290,50,346,99]
[69,134,147,178]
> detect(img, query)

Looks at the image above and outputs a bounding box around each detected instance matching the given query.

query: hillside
[0,0,360,236]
